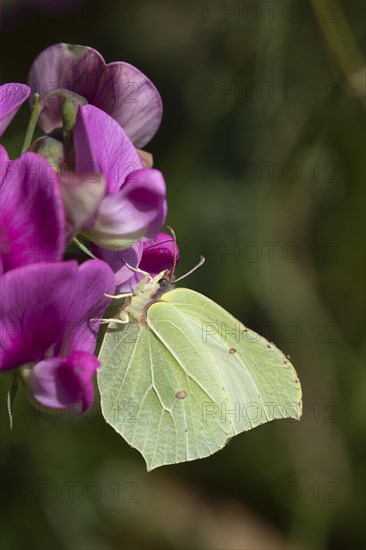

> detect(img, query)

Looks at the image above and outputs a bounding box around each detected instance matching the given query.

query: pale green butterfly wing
[150,288,302,429]
[98,287,302,470]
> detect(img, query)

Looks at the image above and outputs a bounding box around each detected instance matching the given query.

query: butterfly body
[120,270,173,325]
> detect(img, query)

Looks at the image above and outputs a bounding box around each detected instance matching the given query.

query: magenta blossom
[28,43,162,147]
[0,83,30,136]
[0,260,115,412]
[28,135,107,242]
[0,145,65,273]
[69,104,167,250]
[94,232,180,292]
[139,232,180,274]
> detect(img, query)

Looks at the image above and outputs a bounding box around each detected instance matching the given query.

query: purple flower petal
[74,104,141,195]
[59,170,105,240]
[83,168,167,250]
[94,62,163,148]
[28,44,105,133]
[0,145,9,173]
[93,241,143,288]
[143,190,168,240]
[61,259,116,355]
[0,83,30,136]
[0,260,114,371]
[28,43,162,146]
[28,351,99,413]
[0,148,65,271]
[115,232,179,292]
[140,232,180,275]
[0,262,79,371]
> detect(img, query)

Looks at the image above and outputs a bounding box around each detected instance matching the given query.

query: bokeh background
[0,1,365,549]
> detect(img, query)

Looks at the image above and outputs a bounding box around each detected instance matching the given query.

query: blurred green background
[0,1,365,549]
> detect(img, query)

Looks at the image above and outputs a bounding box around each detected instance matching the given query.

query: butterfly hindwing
[152,288,302,429]
[98,310,230,470]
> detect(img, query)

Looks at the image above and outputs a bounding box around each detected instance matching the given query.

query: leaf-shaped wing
[98,288,302,470]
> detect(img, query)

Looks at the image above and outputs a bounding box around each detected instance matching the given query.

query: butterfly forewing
[98,312,230,470]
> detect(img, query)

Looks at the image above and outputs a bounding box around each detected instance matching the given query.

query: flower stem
[21,93,42,154]
[73,237,98,259]
[62,96,76,166]
[62,96,77,133]
[7,372,19,430]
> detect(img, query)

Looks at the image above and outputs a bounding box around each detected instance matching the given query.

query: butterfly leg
[104,292,133,299]
[91,317,129,325]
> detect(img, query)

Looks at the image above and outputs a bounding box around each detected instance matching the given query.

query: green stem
[62,96,76,166]
[7,372,19,430]
[20,93,42,154]
[73,237,98,259]
[62,96,77,133]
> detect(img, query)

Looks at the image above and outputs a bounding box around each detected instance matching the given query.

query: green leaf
[98,285,302,470]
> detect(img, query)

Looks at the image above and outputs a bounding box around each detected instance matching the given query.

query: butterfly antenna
[123,260,152,282]
[174,256,205,284]
[166,225,178,277]
[143,239,175,252]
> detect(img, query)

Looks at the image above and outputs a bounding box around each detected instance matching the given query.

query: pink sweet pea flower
[0,83,30,136]
[28,43,162,147]
[29,351,100,413]
[28,135,107,242]
[0,260,115,412]
[70,104,167,250]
